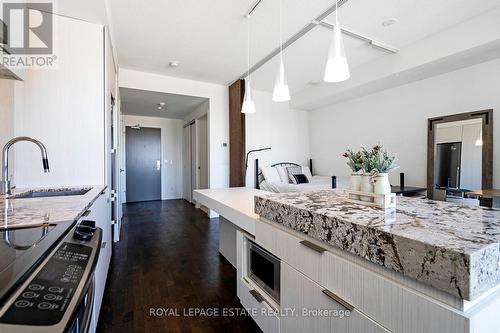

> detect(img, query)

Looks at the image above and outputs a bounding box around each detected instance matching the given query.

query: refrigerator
[435,142,462,189]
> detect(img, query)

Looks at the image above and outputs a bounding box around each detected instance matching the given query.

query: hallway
[97,200,261,333]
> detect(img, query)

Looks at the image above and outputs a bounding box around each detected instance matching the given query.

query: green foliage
[342,148,364,172]
[344,145,398,174]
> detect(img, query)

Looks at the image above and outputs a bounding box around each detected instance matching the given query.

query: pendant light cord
[335,0,338,25]
[247,15,251,83]
[279,0,283,59]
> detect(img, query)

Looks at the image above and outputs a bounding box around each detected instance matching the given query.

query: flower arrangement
[342,148,364,172]
[344,145,398,174]
[343,145,399,204]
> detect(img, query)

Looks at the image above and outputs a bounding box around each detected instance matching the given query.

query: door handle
[300,240,327,253]
[249,289,265,303]
[156,160,161,171]
[322,289,354,311]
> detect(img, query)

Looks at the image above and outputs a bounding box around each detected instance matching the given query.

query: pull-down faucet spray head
[2,137,50,197]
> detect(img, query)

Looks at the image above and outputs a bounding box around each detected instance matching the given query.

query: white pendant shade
[323,15,350,82]
[242,14,256,114]
[272,0,290,102]
[241,80,256,114]
[272,58,290,102]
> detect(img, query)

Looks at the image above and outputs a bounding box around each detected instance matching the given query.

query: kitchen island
[195,187,500,333]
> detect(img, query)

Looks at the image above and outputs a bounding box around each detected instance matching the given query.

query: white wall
[310,58,500,188]
[245,90,311,187]
[0,79,15,182]
[119,69,229,192]
[122,115,183,201]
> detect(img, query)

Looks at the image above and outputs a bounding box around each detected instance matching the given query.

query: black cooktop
[0,221,75,306]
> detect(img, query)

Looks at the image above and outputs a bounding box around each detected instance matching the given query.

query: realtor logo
[2,2,53,54]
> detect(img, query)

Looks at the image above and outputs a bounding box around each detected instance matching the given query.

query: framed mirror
[427,109,493,200]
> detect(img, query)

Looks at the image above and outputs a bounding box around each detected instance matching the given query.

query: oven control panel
[0,242,92,326]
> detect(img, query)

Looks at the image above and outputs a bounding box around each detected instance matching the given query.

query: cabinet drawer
[281,262,389,333]
[256,220,322,284]
[321,250,468,333]
[238,277,280,333]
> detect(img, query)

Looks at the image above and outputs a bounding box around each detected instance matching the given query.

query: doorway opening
[119,87,209,206]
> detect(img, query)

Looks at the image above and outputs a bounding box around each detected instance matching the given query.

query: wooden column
[229,79,246,187]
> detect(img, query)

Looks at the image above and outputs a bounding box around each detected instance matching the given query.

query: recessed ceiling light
[169,61,179,68]
[382,18,397,27]
[157,106,162,110]
[159,102,166,106]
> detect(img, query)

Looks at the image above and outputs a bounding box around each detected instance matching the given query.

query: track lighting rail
[315,20,398,54]
[236,0,398,82]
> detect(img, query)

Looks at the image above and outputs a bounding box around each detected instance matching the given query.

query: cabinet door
[85,191,111,332]
[281,263,331,333]
[281,262,389,333]
[13,13,105,188]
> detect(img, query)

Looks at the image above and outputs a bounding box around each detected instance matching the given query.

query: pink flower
[372,145,381,152]
[342,152,348,158]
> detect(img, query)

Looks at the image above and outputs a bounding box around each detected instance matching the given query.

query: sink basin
[13,188,92,199]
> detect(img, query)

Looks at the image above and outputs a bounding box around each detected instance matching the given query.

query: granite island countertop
[255,189,500,301]
[1,186,106,229]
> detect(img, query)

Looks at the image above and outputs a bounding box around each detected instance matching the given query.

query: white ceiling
[107,0,500,96]
[51,0,108,25]
[120,88,207,119]
[108,0,336,84]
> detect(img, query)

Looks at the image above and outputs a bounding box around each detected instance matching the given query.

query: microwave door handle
[80,276,95,333]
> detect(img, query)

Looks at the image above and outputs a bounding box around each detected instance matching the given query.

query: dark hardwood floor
[96,200,261,333]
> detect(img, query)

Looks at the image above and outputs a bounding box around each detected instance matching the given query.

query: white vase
[373,173,391,204]
[348,173,361,200]
[360,174,374,202]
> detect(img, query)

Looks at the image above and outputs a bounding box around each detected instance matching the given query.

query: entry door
[125,126,161,202]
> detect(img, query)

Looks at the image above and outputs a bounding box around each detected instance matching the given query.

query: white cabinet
[12,13,106,188]
[320,250,468,333]
[256,218,322,283]
[80,191,111,333]
[280,262,331,333]
[254,220,474,333]
[281,262,389,333]
[238,277,281,333]
[236,231,280,333]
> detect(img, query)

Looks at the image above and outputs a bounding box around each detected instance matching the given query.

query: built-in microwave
[247,240,280,303]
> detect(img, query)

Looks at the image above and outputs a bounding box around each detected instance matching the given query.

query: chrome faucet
[1,137,50,197]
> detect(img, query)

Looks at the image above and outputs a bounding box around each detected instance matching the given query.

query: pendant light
[323,0,350,83]
[242,14,256,114]
[272,0,290,102]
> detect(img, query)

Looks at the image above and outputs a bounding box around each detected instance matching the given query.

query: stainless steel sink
[13,188,91,199]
